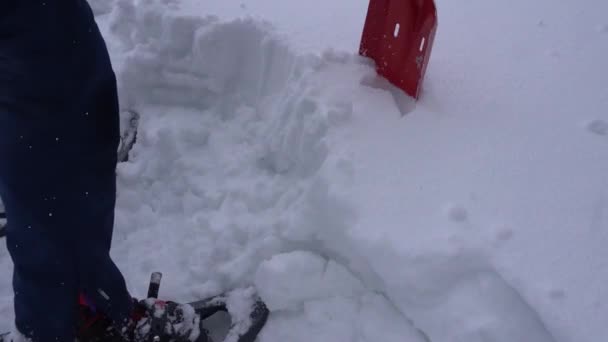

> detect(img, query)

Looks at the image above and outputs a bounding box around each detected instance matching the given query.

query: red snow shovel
[360,0,438,100]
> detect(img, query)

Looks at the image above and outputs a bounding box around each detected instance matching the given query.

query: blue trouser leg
[0,65,134,342]
[0,1,133,340]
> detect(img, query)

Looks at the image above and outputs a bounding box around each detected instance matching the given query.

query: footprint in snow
[445,205,468,223]
[491,226,515,248]
[585,119,608,136]
[548,289,566,301]
[496,227,514,242]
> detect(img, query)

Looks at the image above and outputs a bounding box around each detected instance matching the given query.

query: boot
[77,298,209,342]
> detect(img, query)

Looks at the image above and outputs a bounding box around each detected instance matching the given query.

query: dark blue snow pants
[0,1,133,340]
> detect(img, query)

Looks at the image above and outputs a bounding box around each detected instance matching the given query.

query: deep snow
[1,0,607,341]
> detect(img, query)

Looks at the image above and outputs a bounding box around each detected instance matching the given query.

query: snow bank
[89,2,560,341]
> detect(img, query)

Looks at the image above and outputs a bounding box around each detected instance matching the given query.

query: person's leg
[3,196,79,341]
[0,75,133,342]
[70,74,134,328]
[0,1,133,339]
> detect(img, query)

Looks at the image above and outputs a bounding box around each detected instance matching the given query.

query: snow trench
[91,2,559,341]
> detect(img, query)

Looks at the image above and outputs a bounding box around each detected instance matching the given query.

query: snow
[254,251,367,312]
[1,0,608,341]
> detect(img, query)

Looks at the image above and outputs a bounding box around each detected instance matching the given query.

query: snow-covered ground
[1,0,607,341]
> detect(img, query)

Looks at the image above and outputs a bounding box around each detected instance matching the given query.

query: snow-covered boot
[128,299,209,342]
[77,297,208,342]
[76,296,134,342]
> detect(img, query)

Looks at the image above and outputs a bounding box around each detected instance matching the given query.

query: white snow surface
[1,0,608,341]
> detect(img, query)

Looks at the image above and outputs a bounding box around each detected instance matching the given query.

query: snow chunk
[254,251,365,311]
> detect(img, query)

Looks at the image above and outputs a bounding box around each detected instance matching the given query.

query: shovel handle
[147,272,163,299]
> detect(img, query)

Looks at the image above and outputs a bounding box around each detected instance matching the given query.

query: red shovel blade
[360,0,438,100]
